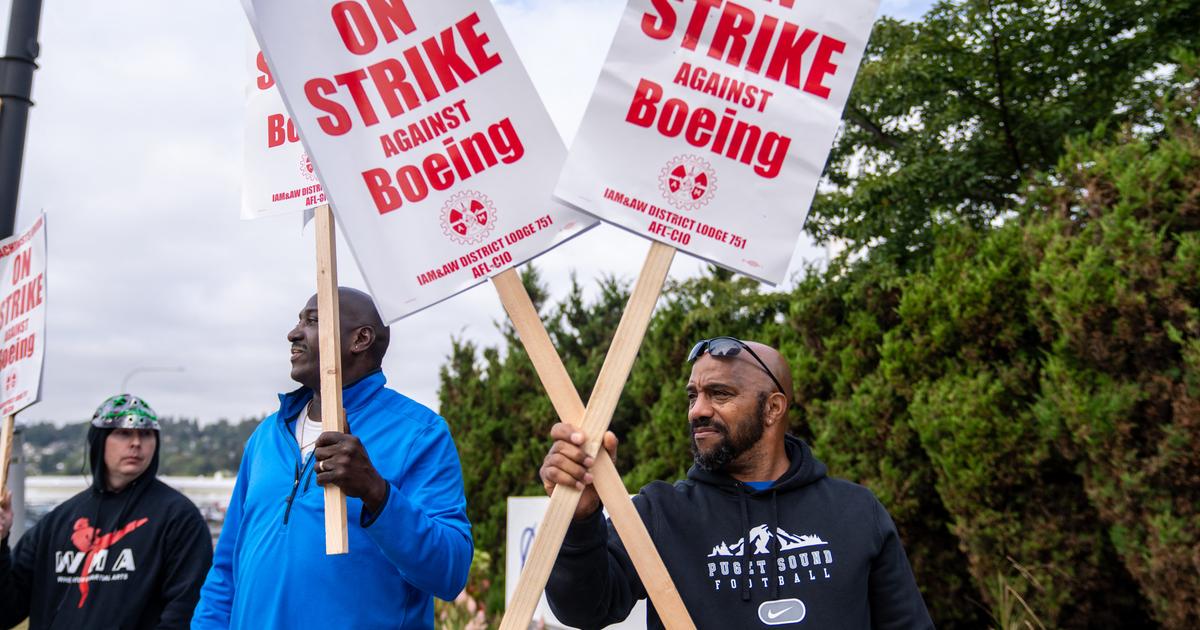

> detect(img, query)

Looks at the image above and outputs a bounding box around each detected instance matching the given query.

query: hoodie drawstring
[738,490,751,602]
[771,489,781,598]
[739,485,782,601]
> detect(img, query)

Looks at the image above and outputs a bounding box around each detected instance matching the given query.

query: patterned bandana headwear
[91,394,160,431]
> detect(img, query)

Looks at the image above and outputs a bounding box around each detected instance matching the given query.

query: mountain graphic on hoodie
[707,525,828,557]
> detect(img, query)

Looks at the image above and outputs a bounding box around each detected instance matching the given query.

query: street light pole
[0,0,45,238]
[121,366,186,394]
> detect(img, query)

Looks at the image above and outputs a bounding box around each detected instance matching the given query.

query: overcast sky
[2,0,934,426]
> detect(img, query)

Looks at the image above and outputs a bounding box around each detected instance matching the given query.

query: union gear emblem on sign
[440,191,498,245]
[299,153,317,182]
[659,154,717,211]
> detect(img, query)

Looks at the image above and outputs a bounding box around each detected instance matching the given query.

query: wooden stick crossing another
[494,242,693,630]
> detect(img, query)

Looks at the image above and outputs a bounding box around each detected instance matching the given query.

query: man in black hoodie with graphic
[542,337,933,629]
[0,394,212,629]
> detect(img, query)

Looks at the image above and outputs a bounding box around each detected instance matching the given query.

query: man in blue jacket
[192,288,472,629]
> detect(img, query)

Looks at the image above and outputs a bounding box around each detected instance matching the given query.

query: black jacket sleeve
[154,503,213,629]
[0,526,39,629]
[868,498,934,630]
[545,505,647,629]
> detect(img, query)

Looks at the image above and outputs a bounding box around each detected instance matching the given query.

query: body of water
[22,475,235,544]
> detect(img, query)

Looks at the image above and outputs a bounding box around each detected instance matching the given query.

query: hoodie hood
[686,433,827,491]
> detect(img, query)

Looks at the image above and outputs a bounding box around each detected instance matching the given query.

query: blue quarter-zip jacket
[191,371,472,629]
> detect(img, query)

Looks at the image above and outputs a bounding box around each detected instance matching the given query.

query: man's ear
[349,325,376,355]
[764,392,789,427]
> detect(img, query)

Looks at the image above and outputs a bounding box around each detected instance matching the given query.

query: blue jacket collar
[276,369,387,421]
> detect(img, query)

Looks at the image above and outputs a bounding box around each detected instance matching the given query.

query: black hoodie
[546,435,933,629]
[0,427,213,629]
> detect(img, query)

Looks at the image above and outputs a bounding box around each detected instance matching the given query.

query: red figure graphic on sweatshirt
[69,516,149,607]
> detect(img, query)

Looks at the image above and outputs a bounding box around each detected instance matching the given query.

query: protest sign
[241,0,595,321]
[556,0,880,284]
[0,213,48,498]
[242,38,326,220]
[506,496,647,630]
[0,213,47,418]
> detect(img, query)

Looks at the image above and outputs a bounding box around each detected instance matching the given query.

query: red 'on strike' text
[306,12,502,136]
[641,0,846,99]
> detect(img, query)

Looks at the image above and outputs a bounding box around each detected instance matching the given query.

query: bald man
[541,337,932,629]
[192,288,472,629]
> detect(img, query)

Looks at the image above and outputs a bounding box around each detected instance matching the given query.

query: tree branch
[847,106,903,150]
[984,0,1025,174]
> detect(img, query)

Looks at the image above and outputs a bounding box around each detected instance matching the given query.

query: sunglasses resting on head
[687,336,786,395]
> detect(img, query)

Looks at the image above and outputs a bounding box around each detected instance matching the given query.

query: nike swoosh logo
[767,607,793,619]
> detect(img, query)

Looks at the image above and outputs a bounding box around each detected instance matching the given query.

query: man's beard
[691,392,768,472]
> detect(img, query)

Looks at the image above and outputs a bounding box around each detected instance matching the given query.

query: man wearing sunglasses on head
[541,337,932,629]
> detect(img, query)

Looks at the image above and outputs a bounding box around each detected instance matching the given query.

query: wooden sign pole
[493,270,693,626]
[0,414,14,500]
[494,242,694,630]
[314,204,349,555]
